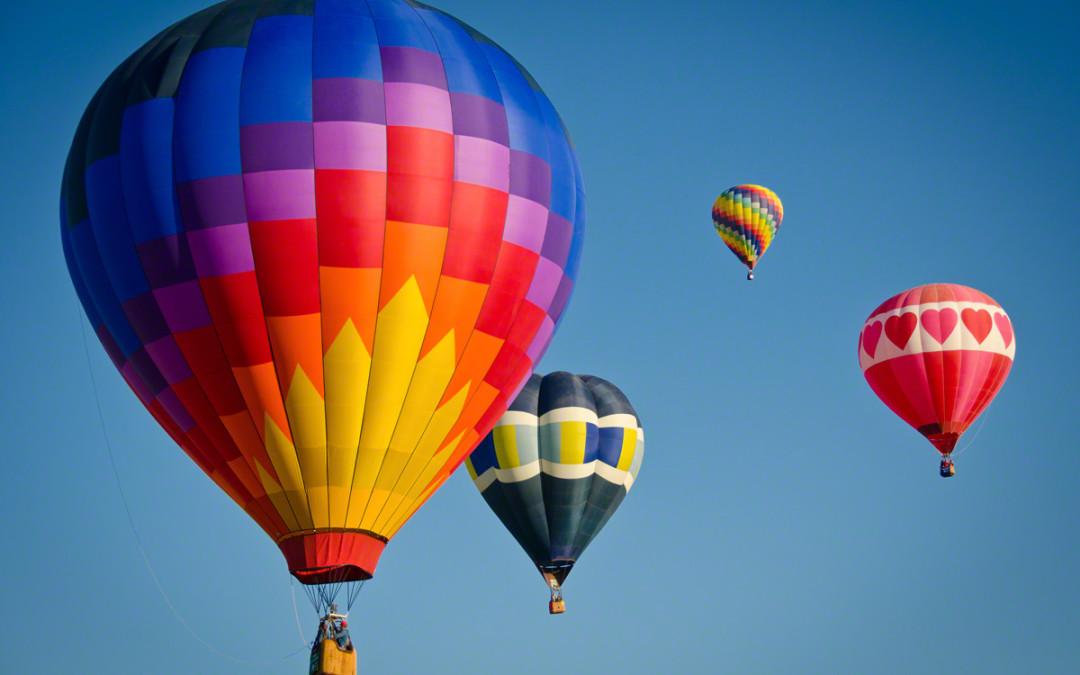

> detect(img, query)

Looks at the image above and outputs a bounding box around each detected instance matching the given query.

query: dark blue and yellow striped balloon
[465,372,643,610]
[712,184,783,279]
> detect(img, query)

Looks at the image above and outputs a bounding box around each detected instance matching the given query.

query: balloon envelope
[465,372,643,587]
[711,185,783,274]
[61,0,584,584]
[858,283,1015,457]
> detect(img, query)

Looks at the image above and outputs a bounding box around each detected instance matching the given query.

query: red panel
[248,218,320,316]
[279,531,387,584]
[386,127,453,227]
[474,243,538,337]
[443,182,509,283]
[314,169,387,268]
[199,272,272,367]
[172,326,248,414]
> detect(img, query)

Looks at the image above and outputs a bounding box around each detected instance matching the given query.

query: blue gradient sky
[2,1,1078,673]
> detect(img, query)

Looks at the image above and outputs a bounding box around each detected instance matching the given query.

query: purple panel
[540,211,573,266]
[525,313,555,363]
[314,121,387,171]
[176,175,248,230]
[509,150,551,206]
[454,135,509,191]
[96,325,126,371]
[136,235,198,289]
[524,256,563,312]
[122,292,172,345]
[240,122,315,173]
[503,195,548,253]
[242,170,316,221]
[144,335,194,385]
[156,388,196,431]
[313,78,386,124]
[450,93,509,145]
[128,347,168,396]
[188,223,257,277]
[380,46,447,88]
[122,362,154,405]
[548,273,574,321]
[154,281,212,333]
[384,82,452,132]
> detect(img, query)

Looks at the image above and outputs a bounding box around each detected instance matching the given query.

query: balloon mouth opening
[538,561,575,587]
[918,426,960,455]
[279,530,387,585]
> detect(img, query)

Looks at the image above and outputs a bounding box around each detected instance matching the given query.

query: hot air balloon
[858,284,1015,477]
[711,185,783,280]
[60,0,585,623]
[464,372,643,614]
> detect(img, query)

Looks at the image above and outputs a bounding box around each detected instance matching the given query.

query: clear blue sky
[2,0,1079,673]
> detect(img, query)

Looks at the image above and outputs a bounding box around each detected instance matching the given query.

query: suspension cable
[75,305,308,664]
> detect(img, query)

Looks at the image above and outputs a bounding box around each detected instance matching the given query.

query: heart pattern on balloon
[961,308,993,344]
[884,312,918,349]
[920,308,958,345]
[862,321,883,357]
[994,312,1013,348]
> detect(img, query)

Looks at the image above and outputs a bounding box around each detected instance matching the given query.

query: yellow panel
[370,384,470,533]
[226,456,265,501]
[382,428,468,537]
[284,366,329,528]
[255,459,302,532]
[493,424,519,468]
[264,414,314,530]
[323,319,370,527]
[464,457,478,480]
[386,330,456,461]
[617,428,637,471]
[358,276,429,449]
[560,421,587,464]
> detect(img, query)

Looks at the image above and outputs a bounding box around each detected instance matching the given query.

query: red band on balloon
[278,531,387,585]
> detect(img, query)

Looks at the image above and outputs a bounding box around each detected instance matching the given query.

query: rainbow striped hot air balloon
[60,0,585,614]
[712,185,783,280]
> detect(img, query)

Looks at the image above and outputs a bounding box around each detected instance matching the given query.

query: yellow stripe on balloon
[263,414,315,530]
[346,276,429,528]
[285,366,330,528]
[617,428,637,471]
[254,457,302,532]
[371,380,471,533]
[323,318,370,527]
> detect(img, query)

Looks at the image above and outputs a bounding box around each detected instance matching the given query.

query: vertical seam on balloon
[341,0,391,530]
[176,4,304,538]
[375,14,548,535]
[308,0,331,536]
[238,3,316,531]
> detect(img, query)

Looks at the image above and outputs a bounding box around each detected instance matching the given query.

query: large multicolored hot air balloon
[465,372,643,614]
[60,0,585,609]
[711,185,783,280]
[858,284,1015,476]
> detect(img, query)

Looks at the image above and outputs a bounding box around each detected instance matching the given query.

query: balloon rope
[291,578,310,646]
[75,306,308,664]
[954,405,991,457]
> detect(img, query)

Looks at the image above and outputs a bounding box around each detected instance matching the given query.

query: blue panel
[597,427,625,467]
[482,44,548,158]
[85,157,149,302]
[240,15,314,125]
[368,0,435,51]
[470,434,498,477]
[313,0,381,80]
[60,211,103,329]
[536,94,575,221]
[565,189,586,282]
[582,423,599,463]
[121,99,182,243]
[416,9,501,101]
[173,48,245,182]
[69,219,143,357]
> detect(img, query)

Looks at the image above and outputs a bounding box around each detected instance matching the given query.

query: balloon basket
[310,638,356,675]
[549,599,566,614]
